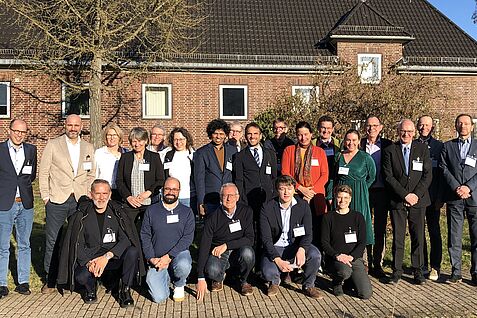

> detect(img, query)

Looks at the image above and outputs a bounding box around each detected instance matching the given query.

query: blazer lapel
[59,135,74,171]
[208,143,223,173]
[274,201,283,230]
[451,138,462,163]
[468,139,477,158]
[1,142,16,172]
[395,143,406,174]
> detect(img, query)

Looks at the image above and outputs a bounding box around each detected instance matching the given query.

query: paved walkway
[1,272,476,318]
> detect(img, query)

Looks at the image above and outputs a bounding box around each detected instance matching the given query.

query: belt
[15,197,22,202]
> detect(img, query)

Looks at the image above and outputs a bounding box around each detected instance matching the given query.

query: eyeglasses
[399,129,415,134]
[106,134,119,138]
[10,129,27,135]
[221,194,238,199]
[273,126,286,131]
[230,130,242,133]
[174,138,186,142]
[151,133,164,137]
[164,187,180,192]
[366,124,380,128]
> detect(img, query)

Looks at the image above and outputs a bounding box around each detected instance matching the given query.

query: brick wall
[337,41,404,69]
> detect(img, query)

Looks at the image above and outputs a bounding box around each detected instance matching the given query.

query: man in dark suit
[416,115,444,281]
[360,116,392,278]
[440,114,477,284]
[260,175,322,299]
[194,119,237,216]
[0,119,37,298]
[263,118,295,176]
[382,119,432,285]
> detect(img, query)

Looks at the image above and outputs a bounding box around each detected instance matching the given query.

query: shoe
[82,290,97,304]
[119,284,134,308]
[211,280,223,292]
[472,274,477,286]
[173,286,185,302]
[303,286,323,299]
[332,283,344,297]
[14,283,31,295]
[414,272,426,285]
[371,266,387,279]
[429,268,439,281]
[240,283,253,296]
[448,274,462,284]
[41,284,56,294]
[0,286,9,299]
[281,272,292,284]
[388,273,401,285]
[267,284,279,297]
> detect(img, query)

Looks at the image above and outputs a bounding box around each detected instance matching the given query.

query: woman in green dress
[335,129,376,246]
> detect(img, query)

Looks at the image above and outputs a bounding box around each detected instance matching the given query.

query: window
[220,85,247,119]
[358,54,382,84]
[292,86,318,103]
[62,85,90,118]
[142,84,172,119]
[0,82,10,118]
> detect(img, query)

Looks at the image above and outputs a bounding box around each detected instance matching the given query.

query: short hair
[275,175,297,190]
[366,115,381,125]
[334,184,352,196]
[151,124,166,134]
[9,119,26,130]
[102,123,124,145]
[317,115,335,128]
[398,119,414,130]
[128,127,149,144]
[206,119,230,138]
[295,121,313,134]
[91,179,112,192]
[230,121,243,131]
[273,118,287,127]
[168,127,194,149]
[220,183,239,196]
[344,128,360,140]
[245,122,262,134]
[455,113,474,127]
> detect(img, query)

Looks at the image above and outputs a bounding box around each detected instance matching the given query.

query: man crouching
[57,179,144,307]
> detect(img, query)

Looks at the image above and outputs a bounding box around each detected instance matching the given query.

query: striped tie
[253,148,260,166]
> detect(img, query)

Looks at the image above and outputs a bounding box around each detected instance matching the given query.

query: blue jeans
[0,202,34,286]
[146,250,192,303]
[204,246,255,284]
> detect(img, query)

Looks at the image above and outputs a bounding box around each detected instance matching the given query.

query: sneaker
[332,283,344,297]
[267,284,279,297]
[14,283,31,295]
[173,286,185,302]
[414,272,426,285]
[429,269,439,281]
[448,274,462,284]
[211,280,223,292]
[0,286,9,299]
[303,286,323,299]
[240,283,253,296]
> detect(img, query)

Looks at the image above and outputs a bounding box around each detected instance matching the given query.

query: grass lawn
[6,182,472,290]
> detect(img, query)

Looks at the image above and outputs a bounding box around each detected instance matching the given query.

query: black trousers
[369,188,390,268]
[75,245,139,292]
[423,205,442,271]
[390,206,425,275]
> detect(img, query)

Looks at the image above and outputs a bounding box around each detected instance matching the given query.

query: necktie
[403,147,409,175]
[253,148,260,166]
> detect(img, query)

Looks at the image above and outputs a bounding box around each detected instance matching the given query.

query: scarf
[294,144,313,187]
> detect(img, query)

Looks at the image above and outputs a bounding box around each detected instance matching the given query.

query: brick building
[1,0,476,154]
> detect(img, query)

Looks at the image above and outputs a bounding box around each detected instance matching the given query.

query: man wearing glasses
[0,119,37,298]
[264,118,294,175]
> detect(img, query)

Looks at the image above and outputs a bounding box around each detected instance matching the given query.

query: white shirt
[275,197,297,248]
[8,139,25,198]
[167,150,193,199]
[65,135,81,177]
[94,146,121,188]
[249,145,263,167]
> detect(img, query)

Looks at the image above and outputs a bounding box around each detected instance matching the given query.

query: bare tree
[473,0,477,24]
[1,0,204,147]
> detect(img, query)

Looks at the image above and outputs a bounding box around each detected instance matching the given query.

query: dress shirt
[275,197,297,248]
[401,143,411,175]
[459,137,472,160]
[65,135,81,177]
[366,138,384,188]
[94,146,121,188]
[8,139,25,197]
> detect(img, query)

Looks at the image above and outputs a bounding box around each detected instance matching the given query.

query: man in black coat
[57,179,144,307]
[382,119,432,285]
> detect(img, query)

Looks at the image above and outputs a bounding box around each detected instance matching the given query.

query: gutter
[397,65,477,75]
[330,35,415,41]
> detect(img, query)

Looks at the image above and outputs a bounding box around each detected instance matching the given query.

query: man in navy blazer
[0,119,37,297]
[440,114,477,284]
[194,119,237,216]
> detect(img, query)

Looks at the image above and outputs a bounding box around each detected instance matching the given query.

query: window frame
[473,118,477,139]
[219,84,248,120]
[61,84,90,119]
[291,85,318,103]
[358,53,382,84]
[142,83,173,119]
[0,81,11,118]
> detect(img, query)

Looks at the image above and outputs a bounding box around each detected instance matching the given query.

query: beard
[163,194,178,204]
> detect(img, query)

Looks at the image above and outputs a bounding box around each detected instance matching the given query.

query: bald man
[39,114,96,293]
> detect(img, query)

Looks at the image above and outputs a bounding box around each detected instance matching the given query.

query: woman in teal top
[335,129,376,245]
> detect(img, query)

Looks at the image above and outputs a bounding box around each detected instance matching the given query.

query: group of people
[1,112,476,307]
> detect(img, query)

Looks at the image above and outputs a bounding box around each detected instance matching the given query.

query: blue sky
[428,0,477,40]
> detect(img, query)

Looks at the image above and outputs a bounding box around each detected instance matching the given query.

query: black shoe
[448,274,462,284]
[332,283,344,296]
[0,286,9,299]
[82,290,97,304]
[14,283,31,295]
[388,273,401,285]
[371,266,387,279]
[472,274,477,286]
[119,284,134,308]
[414,272,426,285]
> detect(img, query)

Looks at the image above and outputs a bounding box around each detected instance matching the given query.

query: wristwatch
[104,252,113,260]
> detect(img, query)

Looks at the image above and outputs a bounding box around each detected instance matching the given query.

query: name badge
[345,231,357,244]
[311,159,319,166]
[167,214,179,224]
[226,161,233,171]
[229,220,242,233]
[432,159,438,168]
[265,165,272,175]
[293,226,305,237]
[465,156,477,168]
[163,162,172,170]
[338,166,349,175]
[103,232,116,243]
[83,161,92,171]
[412,160,423,171]
[22,165,33,175]
[325,148,334,157]
[139,163,150,171]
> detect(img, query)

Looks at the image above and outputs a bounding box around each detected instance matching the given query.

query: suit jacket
[316,136,341,199]
[116,149,165,203]
[382,141,432,209]
[360,136,393,188]
[440,137,477,206]
[417,136,444,202]
[233,145,277,212]
[0,141,37,210]
[39,135,95,203]
[260,197,313,260]
[193,142,237,207]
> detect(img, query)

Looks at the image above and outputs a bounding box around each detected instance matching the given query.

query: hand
[404,193,419,206]
[149,257,162,269]
[89,255,109,277]
[212,244,227,258]
[127,195,142,208]
[295,248,306,268]
[298,186,315,200]
[274,257,294,272]
[196,280,208,301]
[137,191,152,203]
[157,254,171,270]
[457,185,471,199]
[336,254,353,267]
[199,204,206,217]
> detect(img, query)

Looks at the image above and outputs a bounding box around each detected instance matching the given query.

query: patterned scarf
[294,144,313,187]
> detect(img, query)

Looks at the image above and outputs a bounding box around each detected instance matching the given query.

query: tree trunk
[89,55,102,149]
